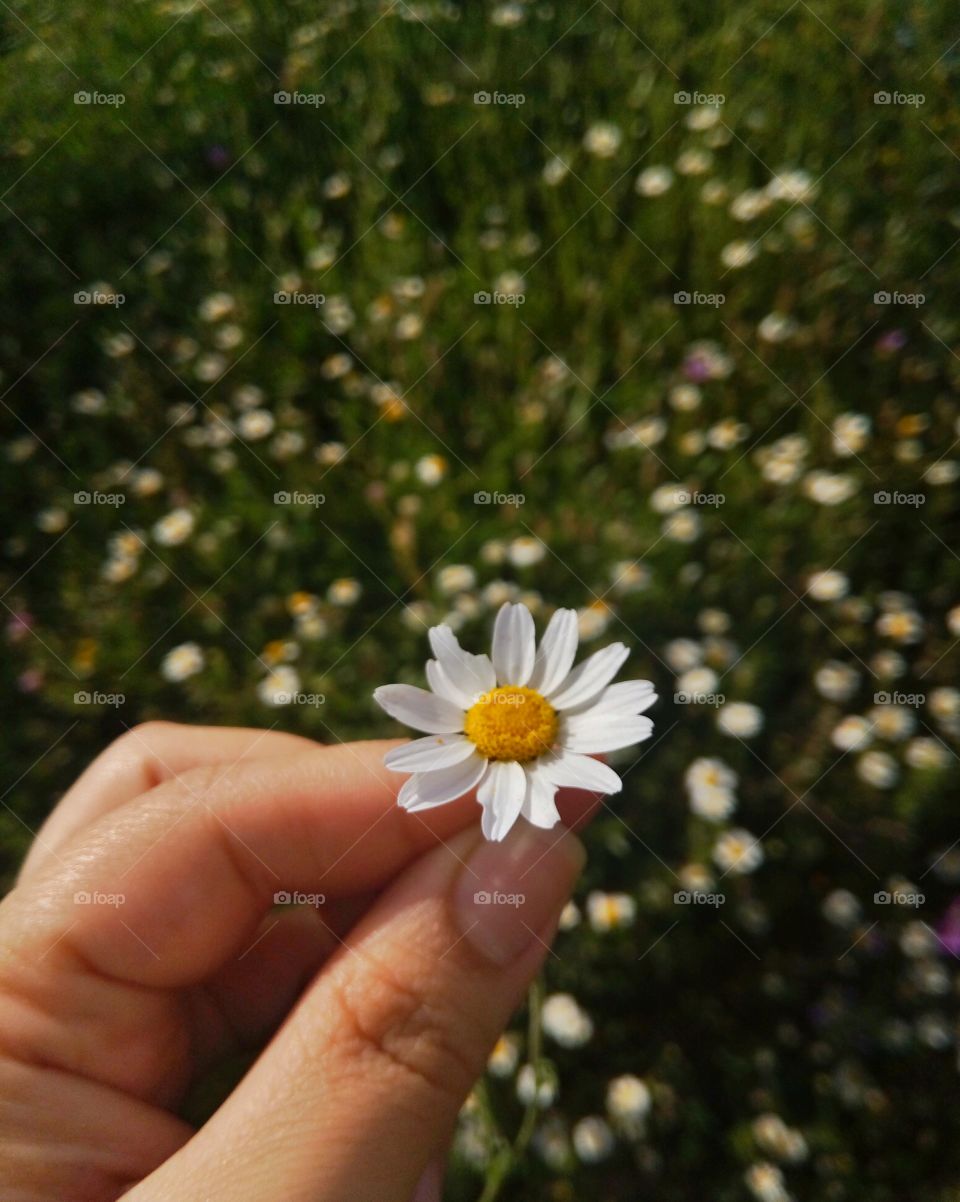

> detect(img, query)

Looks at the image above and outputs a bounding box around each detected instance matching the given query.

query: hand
[0,722,589,1202]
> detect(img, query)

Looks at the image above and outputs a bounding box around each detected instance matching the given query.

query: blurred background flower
[0,1,958,1198]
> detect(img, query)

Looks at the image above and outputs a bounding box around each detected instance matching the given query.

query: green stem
[476,976,545,1202]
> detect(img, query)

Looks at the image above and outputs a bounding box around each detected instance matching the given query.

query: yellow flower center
[463,686,558,762]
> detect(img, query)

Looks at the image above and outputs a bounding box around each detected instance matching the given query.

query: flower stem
[476,976,545,1202]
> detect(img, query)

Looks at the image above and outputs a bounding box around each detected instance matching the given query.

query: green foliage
[1,1,958,1199]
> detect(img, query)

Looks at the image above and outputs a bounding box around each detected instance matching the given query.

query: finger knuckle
[106,721,178,788]
[118,719,177,747]
[330,959,478,1106]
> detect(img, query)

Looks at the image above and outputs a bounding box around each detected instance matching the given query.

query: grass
[1,1,959,1198]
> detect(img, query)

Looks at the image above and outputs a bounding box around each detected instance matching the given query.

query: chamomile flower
[437,564,477,594]
[508,536,547,567]
[327,577,362,606]
[720,239,759,269]
[857,749,899,788]
[487,1033,521,1077]
[257,665,300,706]
[586,890,636,931]
[635,166,674,196]
[686,756,737,821]
[822,889,861,927]
[161,641,204,682]
[374,602,656,840]
[832,714,874,751]
[542,992,594,1047]
[717,700,763,738]
[745,1161,790,1202]
[236,409,275,440]
[714,828,764,874]
[516,1062,558,1107]
[806,570,849,601]
[583,121,622,158]
[572,1116,615,1162]
[814,660,860,702]
[606,1075,652,1127]
[753,1114,808,1163]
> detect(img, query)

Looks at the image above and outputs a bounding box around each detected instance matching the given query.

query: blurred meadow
[2,0,960,1198]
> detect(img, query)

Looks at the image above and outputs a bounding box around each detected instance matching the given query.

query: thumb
[136,821,585,1202]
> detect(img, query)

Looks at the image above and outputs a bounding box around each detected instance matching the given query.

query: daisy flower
[373,602,656,840]
[606,1074,652,1125]
[161,641,204,682]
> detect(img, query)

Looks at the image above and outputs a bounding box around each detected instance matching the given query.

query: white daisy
[541,992,594,1046]
[161,641,204,682]
[713,828,764,875]
[572,1116,615,1163]
[373,601,656,840]
[257,665,300,707]
[152,507,195,546]
[586,890,636,931]
[635,165,674,196]
[583,121,622,158]
[606,1074,652,1124]
[487,1033,520,1077]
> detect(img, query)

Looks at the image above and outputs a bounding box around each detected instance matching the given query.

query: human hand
[0,722,589,1202]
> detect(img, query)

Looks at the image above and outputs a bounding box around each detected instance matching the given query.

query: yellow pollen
[463,686,558,762]
[602,897,621,926]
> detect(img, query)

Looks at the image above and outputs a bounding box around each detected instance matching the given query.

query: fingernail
[453,823,586,965]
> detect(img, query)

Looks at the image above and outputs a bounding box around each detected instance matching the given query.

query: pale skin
[0,722,591,1201]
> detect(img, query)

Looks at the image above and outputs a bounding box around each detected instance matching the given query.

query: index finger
[18,722,320,882]
[11,739,598,991]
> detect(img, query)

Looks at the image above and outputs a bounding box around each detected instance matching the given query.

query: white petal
[548,643,630,710]
[561,714,654,754]
[398,775,420,808]
[538,749,623,795]
[373,684,464,734]
[521,763,562,830]
[491,603,536,687]
[384,735,477,773]
[528,608,579,696]
[568,679,657,717]
[478,759,526,841]
[426,659,475,709]
[428,625,496,704]
[399,754,489,811]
